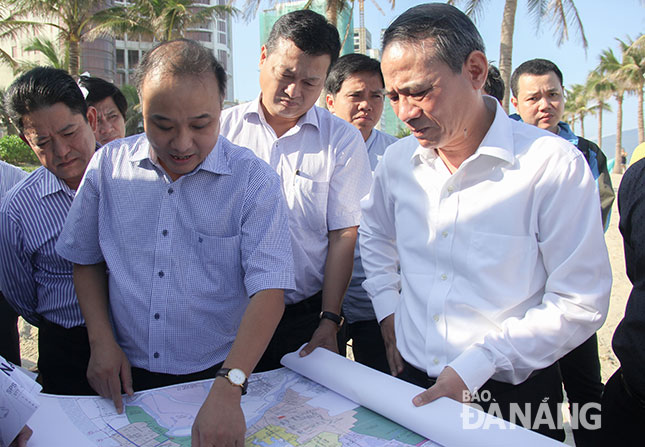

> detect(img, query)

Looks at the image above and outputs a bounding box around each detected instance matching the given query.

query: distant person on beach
[220,10,372,372]
[359,4,611,441]
[78,75,127,146]
[0,67,97,395]
[510,58,613,446]
[601,158,645,442]
[56,39,294,445]
[325,53,396,374]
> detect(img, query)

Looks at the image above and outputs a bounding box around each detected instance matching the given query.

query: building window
[116,49,125,69]
[217,20,226,32]
[217,50,227,70]
[218,32,226,45]
[128,49,139,68]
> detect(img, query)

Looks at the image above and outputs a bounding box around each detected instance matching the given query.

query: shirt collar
[410,97,514,166]
[39,166,74,199]
[245,94,320,132]
[129,134,232,177]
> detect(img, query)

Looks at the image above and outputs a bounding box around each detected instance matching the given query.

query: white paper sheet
[281,347,564,447]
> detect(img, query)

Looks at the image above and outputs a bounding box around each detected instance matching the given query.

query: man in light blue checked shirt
[1,67,98,396]
[56,39,295,447]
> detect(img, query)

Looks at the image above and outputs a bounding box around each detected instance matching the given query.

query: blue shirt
[56,134,295,374]
[0,166,83,327]
[343,129,397,324]
[0,160,28,198]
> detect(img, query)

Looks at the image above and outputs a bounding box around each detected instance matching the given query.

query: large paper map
[46,368,437,447]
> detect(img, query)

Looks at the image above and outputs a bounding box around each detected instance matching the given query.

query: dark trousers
[131,361,224,391]
[600,368,645,445]
[398,361,565,442]
[254,291,322,372]
[558,333,603,447]
[37,319,95,395]
[338,319,389,374]
[0,292,21,365]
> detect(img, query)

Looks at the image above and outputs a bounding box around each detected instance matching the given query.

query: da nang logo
[460,389,601,431]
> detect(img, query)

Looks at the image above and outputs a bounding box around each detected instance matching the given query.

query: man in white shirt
[220,10,372,371]
[359,4,611,441]
[325,53,396,373]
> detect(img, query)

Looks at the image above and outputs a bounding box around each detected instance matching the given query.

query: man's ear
[464,51,488,90]
[86,106,97,133]
[325,93,335,113]
[510,96,519,110]
[259,45,268,68]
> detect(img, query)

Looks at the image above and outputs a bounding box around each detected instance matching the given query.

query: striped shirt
[0,166,83,327]
[56,134,295,374]
[0,160,28,198]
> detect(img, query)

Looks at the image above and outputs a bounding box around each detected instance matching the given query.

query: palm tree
[0,5,41,71]
[120,84,143,136]
[566,83,591,138]
[15,36,69,73]
[448,0,588,113]
[618,35,645,144]
[89,0,236,43]
[598,48,629,173]
[6,0,116,76]
[586,69,613,150]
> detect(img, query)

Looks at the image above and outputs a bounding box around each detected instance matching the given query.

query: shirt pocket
[190,231,244,296]
[292,175,329,232]
[466,231,538,311]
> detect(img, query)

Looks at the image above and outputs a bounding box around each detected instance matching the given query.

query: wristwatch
[215,368,248,395]
[319,311,344,328]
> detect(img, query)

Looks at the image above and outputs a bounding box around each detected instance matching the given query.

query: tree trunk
[325,0,339,27]
[614,94,624,174]
[580,115,585,138]
[638,83,644,144]
[597,102,603,150]
[68,38,80,77]
[498,0,517,113]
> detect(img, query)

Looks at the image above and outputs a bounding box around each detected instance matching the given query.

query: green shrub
[0,135,38,165]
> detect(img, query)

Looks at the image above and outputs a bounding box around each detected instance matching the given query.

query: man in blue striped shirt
[56,39,295,446]
[0,67,98,395]
[0,160,28,365]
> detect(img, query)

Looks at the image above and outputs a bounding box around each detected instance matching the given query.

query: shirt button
[162,229,168,236]
[440,273,447,281]
[154,313,160,320]
[153,352,160,359]
[441,231,448,238]
[433,314,440,322]
[168,188,174,194]
[158,271,164,278]
[433,358,440,365]
[447,185,454,193]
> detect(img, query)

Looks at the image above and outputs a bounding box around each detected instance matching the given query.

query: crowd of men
[0,3,642,447]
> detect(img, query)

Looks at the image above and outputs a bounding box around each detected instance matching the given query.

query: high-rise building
[259,0,354,56]
[353,27,372,53]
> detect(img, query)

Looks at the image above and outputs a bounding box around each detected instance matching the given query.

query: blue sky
[230,0,645,145]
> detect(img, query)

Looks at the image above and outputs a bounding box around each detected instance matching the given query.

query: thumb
[412,387,440,407]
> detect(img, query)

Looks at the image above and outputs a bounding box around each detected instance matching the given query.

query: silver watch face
[228,368,246,386]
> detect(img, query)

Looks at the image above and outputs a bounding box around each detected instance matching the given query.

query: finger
[412,386,439,407]
[299,341,315,356]
[108,373,124,414]
[121,360,134,396]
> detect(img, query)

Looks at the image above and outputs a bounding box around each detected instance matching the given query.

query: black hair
[510,58,564,98]
[78,75,128,120]
[4,67,88,132]
[134,38,227,101]
[266,9,341,70]
[483,64,505,103]
[382,3,485,74]
[325,53,384,95]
